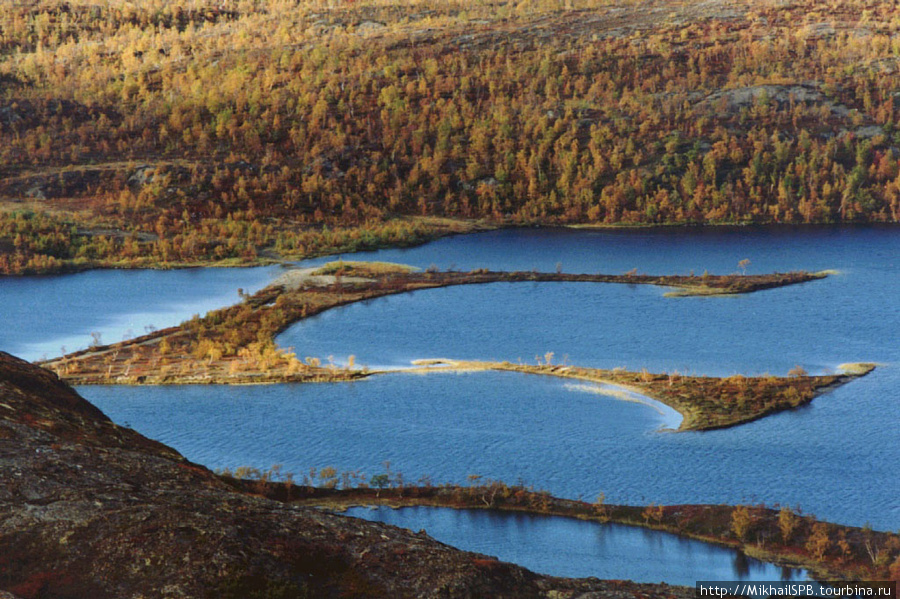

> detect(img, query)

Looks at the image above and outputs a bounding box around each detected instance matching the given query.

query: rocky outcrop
[0,351,692,599]
[703,83,852,117]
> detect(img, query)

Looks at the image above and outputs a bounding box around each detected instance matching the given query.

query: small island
[37,262,871,431]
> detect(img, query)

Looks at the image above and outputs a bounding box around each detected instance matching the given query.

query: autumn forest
[2,0,900,274]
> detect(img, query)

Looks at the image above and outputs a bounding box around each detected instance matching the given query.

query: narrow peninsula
[37,261,870,431]
[41,260,826,384]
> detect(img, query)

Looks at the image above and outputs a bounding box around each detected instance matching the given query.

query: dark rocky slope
[0,351,691,599]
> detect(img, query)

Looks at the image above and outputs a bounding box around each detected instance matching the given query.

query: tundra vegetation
[2,0,900,274]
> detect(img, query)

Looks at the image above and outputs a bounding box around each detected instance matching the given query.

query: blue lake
[2,225,899,581]
[344,506,808,584]
[302,224,899,275]
[279,226,897,376]
[0,265,280,361]
[82,366,898,530]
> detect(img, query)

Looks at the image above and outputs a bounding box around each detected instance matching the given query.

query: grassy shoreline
[41,263,828,383]
[0,216,490,276]
[4,218,896,277]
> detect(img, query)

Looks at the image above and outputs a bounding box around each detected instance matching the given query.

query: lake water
[302,224,898,275]
[82,364,897,530]
[2,225,898,579]
[276,226,900,529]
[343,506,808,584]
[279,226,896,376]
[0,265,280,361]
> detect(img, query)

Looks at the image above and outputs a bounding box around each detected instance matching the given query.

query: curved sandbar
[402,359,876,432]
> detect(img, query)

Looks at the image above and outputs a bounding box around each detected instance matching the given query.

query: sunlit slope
[2,0,899,273]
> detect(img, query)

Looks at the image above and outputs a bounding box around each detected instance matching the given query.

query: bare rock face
[0,351,690,599]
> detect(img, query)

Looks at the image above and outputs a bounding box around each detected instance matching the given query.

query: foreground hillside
[0,351,695,598]
[2,0,900,273]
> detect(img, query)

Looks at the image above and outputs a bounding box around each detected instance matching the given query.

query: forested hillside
[2,0,899,273]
